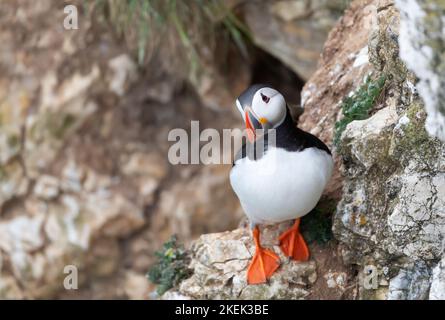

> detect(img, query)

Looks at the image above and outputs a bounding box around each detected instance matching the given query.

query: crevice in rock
[250,47,305,106]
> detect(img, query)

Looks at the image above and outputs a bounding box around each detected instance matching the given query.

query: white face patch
[236,99,244,118]
[251,88,286,128]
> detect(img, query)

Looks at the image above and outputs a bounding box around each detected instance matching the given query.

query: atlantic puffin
[230,84,333,284]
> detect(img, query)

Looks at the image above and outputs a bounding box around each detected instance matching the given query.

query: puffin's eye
[261,93,270,103]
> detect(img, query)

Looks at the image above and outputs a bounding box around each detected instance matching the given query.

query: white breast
[230,147,333,225]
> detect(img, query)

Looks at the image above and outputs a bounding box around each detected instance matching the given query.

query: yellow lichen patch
[350,212,357,226]
[359,215,367,226]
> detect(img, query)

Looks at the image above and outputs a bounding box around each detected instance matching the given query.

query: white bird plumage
[229,84,333,284]
[230,146,333,226]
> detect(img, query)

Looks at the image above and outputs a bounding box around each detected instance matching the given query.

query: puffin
[230,84,333,284]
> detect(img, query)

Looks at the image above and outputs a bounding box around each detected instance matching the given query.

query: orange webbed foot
[247,227,280,285]
[279,219,309,261]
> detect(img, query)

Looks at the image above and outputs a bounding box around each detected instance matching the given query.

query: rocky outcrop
[172,0,445,300]
[243,0,350,80]
[395,0,445,142]
[3,0,445,301]
[168,222,352,300]
[0,0,243,299]
[0,40,145,299]
[307,0,445,299]
[177,224,317,300]
[429,256,445,300]
[0,0,153,298]
[299,0,376,199]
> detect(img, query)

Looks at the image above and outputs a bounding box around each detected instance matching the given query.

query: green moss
[7,134,20,149]
[391,101,439,164]
[403,103,429,143]
[47,113,76,140]
[0,166,6,181]
[334,75,386,146]
[301,199,337,245]
[147,235,192,296]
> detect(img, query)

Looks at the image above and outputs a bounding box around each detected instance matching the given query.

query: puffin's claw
[247,247,280,284]
[279,218,310,261]
[247,227,280,284]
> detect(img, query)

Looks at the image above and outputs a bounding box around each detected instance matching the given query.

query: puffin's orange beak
[245,110,256,143]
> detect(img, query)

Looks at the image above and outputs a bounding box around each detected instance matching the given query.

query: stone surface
[108,54,138,97]
[309,0,445,300]
[3,0,445,301]
[177,224,317,300]
[387,262,431,300]
[156,0,445,301]
[243,0,350,80]
[395,0,445,142]
[429,256,445,300]
[0,161,29,207]
[0,0,152,298]
[0,276,24,299]
[0,0,246,299]
[122,271,150,300]
[33,175,60,200]
[0,214,46,254]
[153,165,243,241]
[299,0,376,199]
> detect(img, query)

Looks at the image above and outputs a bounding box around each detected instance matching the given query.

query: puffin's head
[235,84,287,142]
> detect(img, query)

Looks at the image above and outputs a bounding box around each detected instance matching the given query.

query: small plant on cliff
[147,235,191,296]
[301,199,336,245]
[92,0,250,75]
[334,74,386,146]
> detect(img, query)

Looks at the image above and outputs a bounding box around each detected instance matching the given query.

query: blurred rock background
[1,0,444,300]
[0,0,348,299]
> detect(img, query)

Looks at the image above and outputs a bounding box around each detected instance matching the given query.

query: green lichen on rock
[47,113,77,140]
[0,166,6,181]
[400,103,430,147]
[332,1,445,300]
[389,100,443,171]
[27,112,76,143]
[147,235,192,296]
[7,134,20,150]
[334,74,386,146]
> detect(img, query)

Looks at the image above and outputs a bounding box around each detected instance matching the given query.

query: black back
[233,107,331,165]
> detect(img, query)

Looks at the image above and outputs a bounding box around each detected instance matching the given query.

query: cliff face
[171,0,445,300]
[2,0,445,300]
[303,0,445,299]
[395,0,445,142]
[243,0,350,81]
[332,0,445,300]
[0,0,350,299]
[0,1,150,298]
[0,0,245,299]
